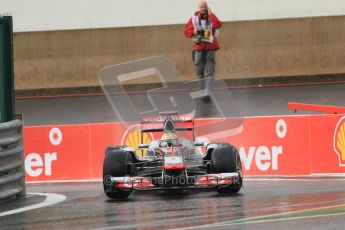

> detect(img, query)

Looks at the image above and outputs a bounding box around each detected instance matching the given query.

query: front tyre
[103,148,133,199]
[211,143,243,194]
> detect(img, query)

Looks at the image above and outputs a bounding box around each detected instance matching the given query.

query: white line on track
[92,199,345,230]
[0,193,66,217]
[175,212,345,230]
[175,203,345,230]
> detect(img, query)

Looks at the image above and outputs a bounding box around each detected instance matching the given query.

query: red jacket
[184,11,222,50]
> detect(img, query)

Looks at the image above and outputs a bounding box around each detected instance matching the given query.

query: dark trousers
[193,50,216,94]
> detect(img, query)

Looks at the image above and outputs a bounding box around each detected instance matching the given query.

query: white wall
[1,0,345,32]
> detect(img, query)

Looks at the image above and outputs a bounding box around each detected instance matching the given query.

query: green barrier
[0,16,14,123]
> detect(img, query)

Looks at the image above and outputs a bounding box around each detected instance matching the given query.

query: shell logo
[121,125,154,157]
[334,116,345,167]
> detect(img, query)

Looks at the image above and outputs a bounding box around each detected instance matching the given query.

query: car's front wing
[110,172,241,191]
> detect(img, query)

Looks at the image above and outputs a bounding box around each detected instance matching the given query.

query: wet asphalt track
[1,178,345,229]
[3,83,345,229]
[16,82,345,126]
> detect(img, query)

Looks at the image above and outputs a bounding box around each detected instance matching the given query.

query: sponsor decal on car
[141,115,194,123]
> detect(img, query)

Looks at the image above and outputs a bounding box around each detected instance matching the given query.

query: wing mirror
[194,141,205,147]
[138,144,149,149]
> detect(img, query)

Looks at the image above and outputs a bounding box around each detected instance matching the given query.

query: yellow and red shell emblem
[334,117,345,166]
[121,125,153,157]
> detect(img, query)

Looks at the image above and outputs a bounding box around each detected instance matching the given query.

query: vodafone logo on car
[25,128,60,177]
[239,119,287,171]
[141,115,193,123]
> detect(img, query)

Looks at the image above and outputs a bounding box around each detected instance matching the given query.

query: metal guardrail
[0,119,26,200]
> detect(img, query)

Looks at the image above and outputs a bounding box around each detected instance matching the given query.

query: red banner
[226,116,311,175]
[23,114,345,182]
[24,124,91,181]
[309,115,345,174]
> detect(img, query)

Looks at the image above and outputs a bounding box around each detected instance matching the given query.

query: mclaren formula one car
[103,113,243,199]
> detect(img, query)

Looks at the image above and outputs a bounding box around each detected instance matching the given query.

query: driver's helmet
[160,132,178,147]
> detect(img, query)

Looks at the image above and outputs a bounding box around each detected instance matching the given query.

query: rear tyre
[211,143,243,194]
[103,148,133,199]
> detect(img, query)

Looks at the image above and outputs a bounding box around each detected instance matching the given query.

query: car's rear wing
[140,113,195,140]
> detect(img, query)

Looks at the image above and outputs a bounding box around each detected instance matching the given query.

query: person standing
[184,0,222,102]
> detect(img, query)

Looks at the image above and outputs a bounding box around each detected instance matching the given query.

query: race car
[103,113,243,199]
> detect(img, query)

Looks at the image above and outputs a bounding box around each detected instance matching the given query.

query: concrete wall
[14,15,345,90]
[3,0,345,32]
